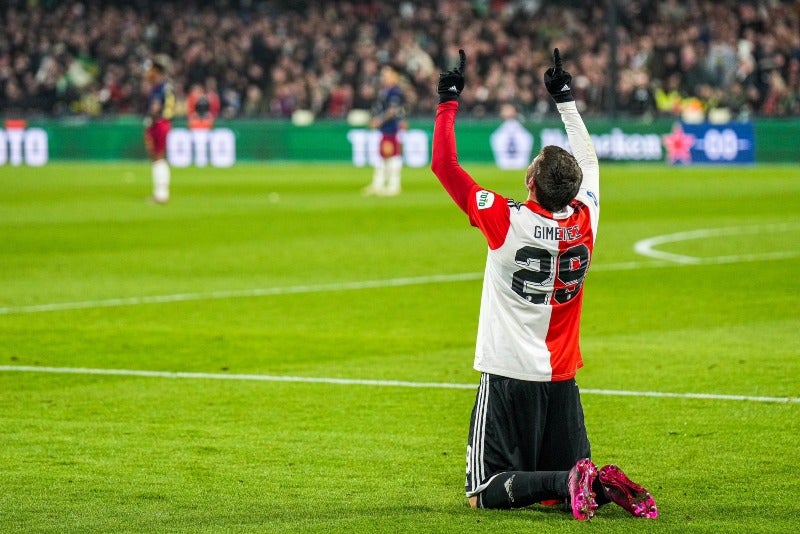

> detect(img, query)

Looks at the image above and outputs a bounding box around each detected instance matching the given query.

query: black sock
[593,478,611,505]
[479,471,570,509]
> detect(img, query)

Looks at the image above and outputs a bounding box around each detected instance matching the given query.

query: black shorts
[465,373,591,497]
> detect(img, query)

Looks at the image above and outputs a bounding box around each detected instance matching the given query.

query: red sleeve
[430,101,478,214]
[467,188,511,250]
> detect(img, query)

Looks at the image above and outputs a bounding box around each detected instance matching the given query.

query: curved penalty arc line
[634,223,800,265]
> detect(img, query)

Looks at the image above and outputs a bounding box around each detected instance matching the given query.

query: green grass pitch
[1,161,798,533]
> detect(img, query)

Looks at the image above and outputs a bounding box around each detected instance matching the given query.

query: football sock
[386,155,402,193]
[479,471,569,509]
[370,159,386,192]
[592,477,611,505]
[152,159,170,202]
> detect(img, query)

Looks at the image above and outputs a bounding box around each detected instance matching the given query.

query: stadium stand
[1,0,798,120]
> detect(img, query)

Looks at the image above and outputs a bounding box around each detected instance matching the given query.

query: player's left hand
[437,49,467,103]
[544,48,575,103]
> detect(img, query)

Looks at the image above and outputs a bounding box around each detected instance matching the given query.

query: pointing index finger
[458,49,466,74]
[553,48,562,71]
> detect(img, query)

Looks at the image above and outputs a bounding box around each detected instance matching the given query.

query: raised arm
[558,101,599,199]
[430,50,477,214]
[544,49,599,201]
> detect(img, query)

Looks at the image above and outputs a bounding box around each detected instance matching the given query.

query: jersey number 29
[511,244,590,304]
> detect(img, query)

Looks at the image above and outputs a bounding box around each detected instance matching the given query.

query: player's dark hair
[530,145,582,212]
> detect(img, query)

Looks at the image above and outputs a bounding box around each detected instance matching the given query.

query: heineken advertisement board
[1,117,796,167]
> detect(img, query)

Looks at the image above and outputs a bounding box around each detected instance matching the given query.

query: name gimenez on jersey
[533,224,581,241]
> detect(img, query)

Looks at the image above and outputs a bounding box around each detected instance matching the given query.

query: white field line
[634,224,800,265]
[0,272,484,315]
[0,265,656,315]
[1,365,797,404]
[1,224,797,315]
[0,253,788,316]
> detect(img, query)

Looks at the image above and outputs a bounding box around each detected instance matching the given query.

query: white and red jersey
[431,100,599,382]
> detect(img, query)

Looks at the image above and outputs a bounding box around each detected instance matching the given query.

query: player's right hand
[544,48,575,103]
[437,49,466,103]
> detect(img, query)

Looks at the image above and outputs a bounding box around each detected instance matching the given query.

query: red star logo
[662,123,696,164]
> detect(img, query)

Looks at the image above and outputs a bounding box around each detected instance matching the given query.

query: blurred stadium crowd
[1,0,799,121]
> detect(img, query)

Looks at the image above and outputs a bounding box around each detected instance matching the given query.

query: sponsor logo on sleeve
[476,190,495,210]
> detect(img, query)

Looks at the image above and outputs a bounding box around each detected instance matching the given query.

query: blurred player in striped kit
[363,64,406,197]
[143,58,175,204]
[431,48,657,521]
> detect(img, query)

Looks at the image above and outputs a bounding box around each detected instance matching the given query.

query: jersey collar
[524,200,574,220]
